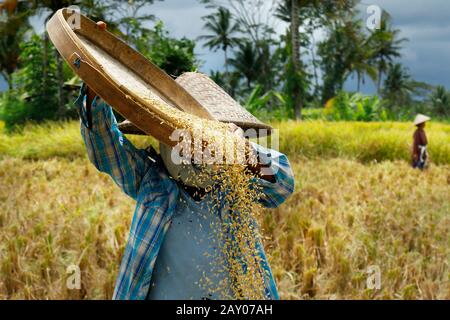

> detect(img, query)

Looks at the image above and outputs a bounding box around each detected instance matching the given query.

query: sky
[1,0,450,93]
[358,0,450,92]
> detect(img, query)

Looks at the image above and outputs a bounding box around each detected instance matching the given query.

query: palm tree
[319,18,375,101]
[274,0,316,119]
[290,0,303,119]
[228,41,258,89]
[199,7,241,74]
[368,14,405,94]
[352,52,378,92]
[383,63,416,106]
[274,0,292,22]
[430,85,449,117]
[344,20,378,92]
[276,0,355,118]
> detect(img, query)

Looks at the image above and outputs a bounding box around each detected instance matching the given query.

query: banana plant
[245,85,292,120]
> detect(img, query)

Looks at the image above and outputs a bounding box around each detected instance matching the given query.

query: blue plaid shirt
[74,84,295,300]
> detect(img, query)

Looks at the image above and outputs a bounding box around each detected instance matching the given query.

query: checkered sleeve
[250,142,295,208]
[74,84,151,200]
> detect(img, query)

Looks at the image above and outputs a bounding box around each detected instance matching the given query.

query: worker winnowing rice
[75,82,294,300]
[72,19,295,300]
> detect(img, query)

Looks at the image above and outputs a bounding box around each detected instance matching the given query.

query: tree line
[0,0,199,129]
[199,0,449,120]
[0,0,448,130]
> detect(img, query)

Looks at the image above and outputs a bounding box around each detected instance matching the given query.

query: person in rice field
[75,21,294,301]
[412,114,430,170]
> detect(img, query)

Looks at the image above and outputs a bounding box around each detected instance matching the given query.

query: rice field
[0,120,449,299]
[1,120,449,164]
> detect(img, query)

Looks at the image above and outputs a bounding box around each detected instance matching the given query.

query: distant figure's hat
[413,114,431,126]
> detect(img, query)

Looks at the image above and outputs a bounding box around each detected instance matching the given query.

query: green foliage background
[0,0,449,128]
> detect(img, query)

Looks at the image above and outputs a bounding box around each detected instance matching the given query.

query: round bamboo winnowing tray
[46,8,216,146]
[46,9,271,145]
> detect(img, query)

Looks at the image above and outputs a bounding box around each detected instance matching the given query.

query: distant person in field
[412,114,430,170]
[74,21,294,301]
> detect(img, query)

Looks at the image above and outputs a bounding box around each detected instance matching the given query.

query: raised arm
[74,83,151,200]
[250,142,295,209]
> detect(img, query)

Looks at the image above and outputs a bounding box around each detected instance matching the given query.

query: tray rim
[46,8,217,145]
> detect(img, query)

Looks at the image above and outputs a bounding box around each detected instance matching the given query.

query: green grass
[0,121,156,160]
[1,120,449,165]
[273,120,450,165]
